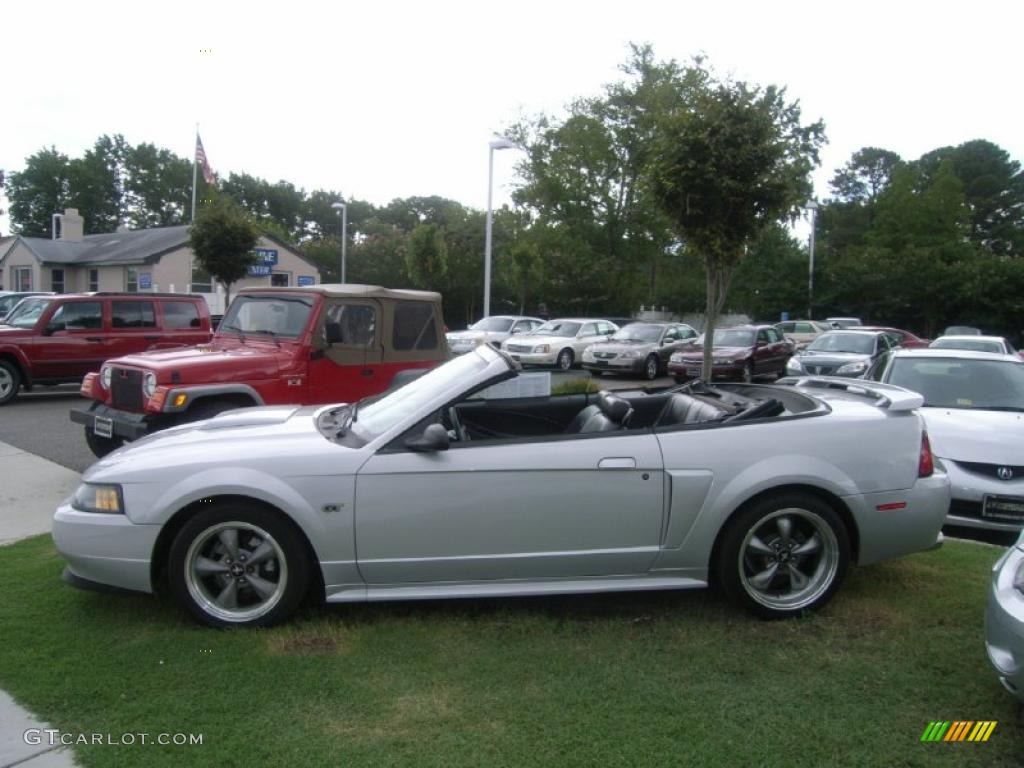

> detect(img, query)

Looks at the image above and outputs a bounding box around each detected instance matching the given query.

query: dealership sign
[248,248,278,277]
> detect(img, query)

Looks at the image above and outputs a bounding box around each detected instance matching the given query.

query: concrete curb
[0,441,80,767]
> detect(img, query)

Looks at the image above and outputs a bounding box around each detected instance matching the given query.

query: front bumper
[668,360,744,380]
[505,350,559,366]
[70,402,153,441]
[986,546,1024,701]
[582,357,645,374]
[940,459,1024,532]
[52,501,160,594]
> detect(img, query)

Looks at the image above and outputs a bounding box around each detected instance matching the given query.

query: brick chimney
[59,208,84,241]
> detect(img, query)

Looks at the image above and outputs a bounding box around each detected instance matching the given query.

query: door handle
[598,457,636,470]
[361,368,374,377]
[144,335,160,341]
[85,337,104,342]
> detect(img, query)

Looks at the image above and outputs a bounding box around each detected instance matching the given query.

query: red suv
[71,285,449,457]
[0,293,211,406]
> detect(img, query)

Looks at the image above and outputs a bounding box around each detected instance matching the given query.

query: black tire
[0,359,21,405]
[716,492,850,619]
[84,427,125,458]
[643,355,659,381]
[556,348,574,371]
[673,375,687,384]
[168,502,311,628]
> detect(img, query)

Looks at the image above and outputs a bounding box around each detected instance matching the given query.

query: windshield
[218,295,313,338]
[352,348,498,439]
[701,329,754,347]
[469,317,514,333]
[531,321,581,337]
[807,333,874,354]
[3,297,52,328]
[611,324,663,343]
[930,338,1005,354]
[887,357,1024,410]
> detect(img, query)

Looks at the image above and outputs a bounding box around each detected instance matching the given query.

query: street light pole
[806,199,818,319]
[331,201,347,283]
[484,136,515,318]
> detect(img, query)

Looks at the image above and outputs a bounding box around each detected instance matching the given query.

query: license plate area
[93,415,113,439]
[982,495,1024,523]
[686,368,700,377]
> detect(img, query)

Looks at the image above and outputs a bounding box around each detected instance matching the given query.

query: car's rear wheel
[0,360,21,405]
[556,348,574,371]
[168,503,310,628]
[84,427,124,458]
[716,492,849,619]
[643,355,659,381]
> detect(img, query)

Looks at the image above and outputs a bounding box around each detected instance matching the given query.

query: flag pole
[190,124,198,222]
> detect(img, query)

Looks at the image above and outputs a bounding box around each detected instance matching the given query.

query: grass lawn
[0,535,1021,767]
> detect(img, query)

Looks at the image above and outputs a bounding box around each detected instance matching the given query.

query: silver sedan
[54,347,949,627]
[987,527,1024,702]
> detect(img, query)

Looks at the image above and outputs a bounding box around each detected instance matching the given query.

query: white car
[870,348,1024,531]
[929,335,1019,357]
[53,345,948,627]
[501,318,618,370]
[986,527,1024,702]
[446,315,543,355]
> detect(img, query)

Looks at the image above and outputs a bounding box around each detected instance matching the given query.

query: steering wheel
[444,405,468,442]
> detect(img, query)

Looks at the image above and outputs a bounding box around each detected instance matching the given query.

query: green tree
[729,224,810,321]
[188,196,260,304]
[829,147,902,204]
[124,142,193,228]
[6,147,73,236]
[405,223,448,290]
[647,65,825,380]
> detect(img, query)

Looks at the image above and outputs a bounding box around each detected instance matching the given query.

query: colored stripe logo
[921,721,997,742]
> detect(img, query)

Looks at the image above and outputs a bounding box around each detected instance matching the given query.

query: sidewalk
[0,440,80,768]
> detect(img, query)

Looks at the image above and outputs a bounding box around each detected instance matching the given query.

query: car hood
[0,325,32,339]
[795,351,871,365]
[677,345,748,358]
[921,407,1024,464]
[448,330,507,343]
[588,340,656,354]
[109,339,290,379]
[509,334,575,347]
[84,404,366,483]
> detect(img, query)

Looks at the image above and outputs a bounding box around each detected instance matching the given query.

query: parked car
[860,326,930,348]
[72,285,448,458]
[929,334,1018,356]
[53,343,949,627]
[986,526,1024,702]
[775,319,832,350]
[825,316,863,329]
[667,325,792,383]
[446,315,543,355]
[866,348,1024,532]
[501,318,618,370]
[943,325,983,336]
[785,329,896,379]
[581,322,698,380]
[0,291,53,322]
[0,293,212,407]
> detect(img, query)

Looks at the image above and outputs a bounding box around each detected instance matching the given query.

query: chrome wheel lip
[184,520,288,623]
[0,368,13,398]
[738,507,839,612]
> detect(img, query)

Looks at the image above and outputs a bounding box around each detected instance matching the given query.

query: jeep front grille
[110,368,144,411]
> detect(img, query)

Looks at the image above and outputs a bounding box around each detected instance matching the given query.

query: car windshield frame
[469,317,514,333]
[530,321,581,338]
[886,357,1024,410]
[806,333,875,355]
[217,294,314,339]
[610,324,663,343]
[2,297,53,328]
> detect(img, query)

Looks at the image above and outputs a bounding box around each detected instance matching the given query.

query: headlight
[836,361,868,375]
[621,349,643,359]
[71,483,124,514]
[142,372,157,398]
[582,349,596,360]
[786,357,803,372]
[670,352,683,362]
[100,365,113,389]
[534,344,550,353]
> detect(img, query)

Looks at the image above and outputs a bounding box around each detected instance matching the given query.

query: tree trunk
[701,255,737,383]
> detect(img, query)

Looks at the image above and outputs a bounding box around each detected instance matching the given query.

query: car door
[31,299,106,380]
[107,299,159,359]
[573,322,602,357]
[307,299,383,403]
[354,430,666,583]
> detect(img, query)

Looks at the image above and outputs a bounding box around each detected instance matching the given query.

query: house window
[125,267,138,293]
[191,263,213,293]
[88,269,99,292]
[51,269,65,293]
[12,267,32,292]
[271,272,290,287]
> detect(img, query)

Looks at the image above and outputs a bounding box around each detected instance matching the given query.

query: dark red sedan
[667,324,793,383]
[860,327,930,348]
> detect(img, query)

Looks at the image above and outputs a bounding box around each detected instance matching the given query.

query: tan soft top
[237,284,441,302]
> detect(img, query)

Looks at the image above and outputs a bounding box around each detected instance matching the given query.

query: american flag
[195,134,217,184]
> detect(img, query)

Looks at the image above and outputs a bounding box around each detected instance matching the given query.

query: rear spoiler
[775,376,924,412]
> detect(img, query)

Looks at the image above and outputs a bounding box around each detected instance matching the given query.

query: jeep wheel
[84,427,125,458]
[0,360,21,405]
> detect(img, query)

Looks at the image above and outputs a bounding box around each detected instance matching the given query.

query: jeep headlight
[836,360,868,375]
[786,357,803,372]
[100,365,113,389]
[534,344,550,354]
[142,372,157,398]
[71,483,124,514]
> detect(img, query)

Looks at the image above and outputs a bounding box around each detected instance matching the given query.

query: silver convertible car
[54,346,949,627]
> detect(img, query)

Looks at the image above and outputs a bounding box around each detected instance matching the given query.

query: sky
[2,0,1022,238]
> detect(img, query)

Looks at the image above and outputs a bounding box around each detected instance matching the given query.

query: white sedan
[501,318,618,369]
[446,315,544,355]
[53,345,948,627]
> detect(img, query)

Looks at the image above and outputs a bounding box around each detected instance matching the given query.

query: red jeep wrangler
[71,285,448,457]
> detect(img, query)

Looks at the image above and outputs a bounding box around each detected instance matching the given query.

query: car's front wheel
[716,492,849,619]
[556,348,574,370]
[741,361,754,383]
[643,354,659,381]
[83,427,124,458]
[0,360,21,405]
[168,503,311,628]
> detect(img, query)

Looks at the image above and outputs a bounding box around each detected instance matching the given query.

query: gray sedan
[581,322,698,380]
[987,527,1024,702]
[54,346,949,627]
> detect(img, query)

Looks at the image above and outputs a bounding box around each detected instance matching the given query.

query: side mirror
[325,322,342,345]
[42,324,59,337]
[510,327,523,335]
[405,423,450,452]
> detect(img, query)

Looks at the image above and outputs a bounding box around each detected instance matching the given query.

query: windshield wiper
[249,329,281,348]
[222,323,247,344]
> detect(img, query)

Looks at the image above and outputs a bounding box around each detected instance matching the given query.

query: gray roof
[15,226,190,266]
[242,284,441,301]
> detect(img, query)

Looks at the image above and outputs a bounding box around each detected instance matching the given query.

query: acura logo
[997,467,1014,481]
